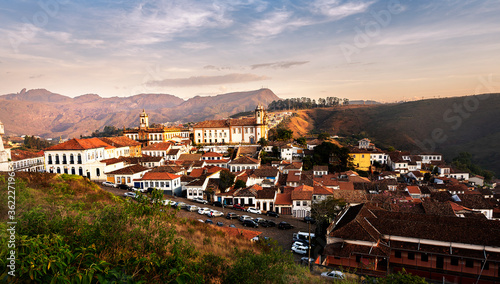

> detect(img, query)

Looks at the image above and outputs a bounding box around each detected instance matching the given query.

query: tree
[295,137,306,146]
[234,180,246,189]
[317,132,330,140]
[376,269,427,284]
[311,196,347,240]
[258,138,268,147]
[276,128,293,141]
[219,170,235,192]
[313,142,353,172]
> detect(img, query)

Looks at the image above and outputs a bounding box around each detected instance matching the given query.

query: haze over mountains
[0,88,279,138]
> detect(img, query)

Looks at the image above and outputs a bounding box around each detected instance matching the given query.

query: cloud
[310,0,375,20]
[251,61,309,69]
[29,74,44,79]
[146,73,270,87]
[181,42,211,50]
[203,65,232,71]
[247,10,313,38]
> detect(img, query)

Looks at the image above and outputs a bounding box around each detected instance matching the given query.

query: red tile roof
[100,158,123,165]
[275,193,292,205]
[407,186,421,194]
[45,138,114,151]
[107,164,149,175]
[190,168,204,177]
[338,181,354,191]
[202,152,223,157]
[138,172,181,180]
[99,136,141,147]
[291,190,313,200]
[194,118,257,128]
[229,156,259,165]
[142,142,173,151]
[10,149,43,161]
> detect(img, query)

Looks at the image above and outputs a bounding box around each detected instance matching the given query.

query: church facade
[0,121,12,171]
[192,105,269,145]
[123,110,189,147]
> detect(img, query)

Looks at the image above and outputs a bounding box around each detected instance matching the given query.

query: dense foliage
[452,152,495,182]
[268,97,349,111]
[0,173,315,283]
[22,135,52,150]
[313,142,353,172]
[90,126,123,138]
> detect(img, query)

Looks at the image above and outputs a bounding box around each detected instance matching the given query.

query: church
[192,105,269,144]
[123,109,189,147]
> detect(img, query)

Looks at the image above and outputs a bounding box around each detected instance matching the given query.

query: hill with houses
[0,88,279,139]
[285,93,500,176]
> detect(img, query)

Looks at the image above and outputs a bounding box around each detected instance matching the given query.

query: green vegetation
[274,128,293,141]
[219,170,235,192]
[452,152,495,182]
[90,125,123,138]
[311,196,346,239]
[21,135,52,150]
[268,97,349,110]
[0,173,319,283]
[313,142,353,172]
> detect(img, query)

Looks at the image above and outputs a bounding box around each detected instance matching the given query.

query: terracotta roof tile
[10,149,43,161]
[229,156,259,165]
[45,138,113,151]
[107,164,149,175]
[142,142,173,151]
[99,136,141,147]
[275,193,292,205]
[178,154,202,161]
[138,172,181,180]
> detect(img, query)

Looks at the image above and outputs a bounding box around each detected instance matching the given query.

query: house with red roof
[10,149,45,172]
[107,164,150,186]
[274,192,293,215]
[291,185,314,218]
[44,137,118,181]
[135,171,182,196]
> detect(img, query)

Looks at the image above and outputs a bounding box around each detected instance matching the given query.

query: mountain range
[0,88,279,138]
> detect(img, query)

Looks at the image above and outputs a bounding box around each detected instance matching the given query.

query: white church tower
[0,120,12,171]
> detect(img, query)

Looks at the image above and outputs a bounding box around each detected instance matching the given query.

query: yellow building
[349,148,372,171]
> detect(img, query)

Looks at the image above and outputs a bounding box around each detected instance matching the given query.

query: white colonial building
[44,138,117,181]
[193,105,268,145]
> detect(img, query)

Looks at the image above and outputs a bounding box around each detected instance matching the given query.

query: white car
[187,205,199,212]
[132,187,147,193]
[124,192,136,198]
[291,246,307,255]
[198,207,211,215]
[292,244,309,251]
[206,210,223,217]
[247,207,262,214]
[162,200,176,206]
[102,181,117,187]
[321,270,345,280]
[193,197,208,204]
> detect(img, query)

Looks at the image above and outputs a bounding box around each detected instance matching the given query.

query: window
[127,177,131,183]
[465,259,474,268]
[353,155,356,158]
[421,253,428,262]
[356,255,361,262]
[408,252,415,260]
[362,155,364,158]
[395,251,401,258]
[302,201,307,206]
[296,201,300,206]
[451,258,459,266]
[188,190,192,196]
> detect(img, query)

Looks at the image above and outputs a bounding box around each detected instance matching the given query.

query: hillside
[0,88,279,138]
[285,94,500,176]
[0,172,317,283]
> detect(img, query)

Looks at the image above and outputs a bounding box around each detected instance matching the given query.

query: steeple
[255,104,267,125]
[139,109,149,129]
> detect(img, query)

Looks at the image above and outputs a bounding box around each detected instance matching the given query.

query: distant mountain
[349,100,381,105]
[285,94,500,176]
[0,88,279,139]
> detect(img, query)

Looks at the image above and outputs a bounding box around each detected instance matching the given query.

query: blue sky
[1,0,499,101]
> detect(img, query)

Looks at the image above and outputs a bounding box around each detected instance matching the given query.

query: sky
[1,0,499,102]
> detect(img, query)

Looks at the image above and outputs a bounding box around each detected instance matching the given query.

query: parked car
[193,197,208,204]
[278,221,294,230]
[207,210,223,217]
[162,200,176,206]
[233,204,246,211]
[242,219,258,228]
[265,211,279,218]
[216,221,224,227]
[132,187,147,193]
[118,184,130,190]
[291,243,309,251]
[321,270,345,280]
[229,224,236,228]
[291,246,307,255]
[260,220,276,228]
[226,212,239,219]
[186,205,199,212]
[174,202,186,209]
[303,216,316,224]
[212,201,223,207]
[301,257,314,264]
[124,192,136,198]
[102,181,117,187]
[146,187,155,193]
[238,215,252,222]
[198,207,211,215]
[205,219,213,225]
[247,207,262,214]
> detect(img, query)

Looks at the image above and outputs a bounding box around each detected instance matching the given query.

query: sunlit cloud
[146,73,270,87]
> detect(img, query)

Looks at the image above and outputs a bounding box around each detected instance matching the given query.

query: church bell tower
[139,109,149,129]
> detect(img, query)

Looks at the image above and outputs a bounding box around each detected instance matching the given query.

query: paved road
[100,184,318,261]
